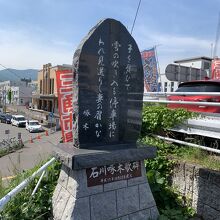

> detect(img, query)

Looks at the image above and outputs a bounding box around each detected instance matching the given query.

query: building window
[203,61,210,70]
[164,82,168,92]
[40,80,42,93]
[158,82,161,92]
[20,99,23,104]
[171,82,174,92]
[50,79,54,94]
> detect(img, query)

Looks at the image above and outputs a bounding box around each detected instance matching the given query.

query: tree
[7,89,12,104]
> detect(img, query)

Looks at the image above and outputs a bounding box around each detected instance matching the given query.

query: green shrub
[141,105,196,135]
[142,137,195,218]
[141,106,197,219]
[0,159,61,219]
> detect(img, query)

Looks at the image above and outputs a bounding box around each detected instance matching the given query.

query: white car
[26,120,44,133]
[11,115,26,127]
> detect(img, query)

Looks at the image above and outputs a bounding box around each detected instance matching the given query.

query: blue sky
[0,0,219,72]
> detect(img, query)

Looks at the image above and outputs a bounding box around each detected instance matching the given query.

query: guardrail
[155,135,220,154]
[144,92,220,96]
[143,99,220,106]
[143,91,220,151]
[0,157,56,212]
[143,92,220,106]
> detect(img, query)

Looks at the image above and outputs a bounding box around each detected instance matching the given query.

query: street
[0,121,62,179]
[0,122,31,143]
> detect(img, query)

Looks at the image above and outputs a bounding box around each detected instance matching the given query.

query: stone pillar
[52,18,159,220]
[52,144,159,220]
[53,162,158,220]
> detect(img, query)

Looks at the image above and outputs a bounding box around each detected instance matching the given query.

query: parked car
[168,79,220,113]
[26,120,44,133]
[11,115,26,127]
[0,113,12,124]
[0,113,5,122]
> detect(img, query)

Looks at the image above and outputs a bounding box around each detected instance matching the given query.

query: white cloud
[0,28,75,69]
[0,24,214,74]
[135,25,213,72]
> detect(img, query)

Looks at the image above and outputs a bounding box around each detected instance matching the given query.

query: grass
[143,136,220,171]
[0,158,61,219]
[174,147,220,171]
[0,142,23,158]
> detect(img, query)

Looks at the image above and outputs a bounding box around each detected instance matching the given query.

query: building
[0,80,33,106]
[161,56,213,92]
[28,80,38,91]
[174,56,212,75]
[11,86,34,105]
[32,63,72,113]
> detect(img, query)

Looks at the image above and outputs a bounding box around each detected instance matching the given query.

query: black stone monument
[52,19,159,220]
[72,18,144,149]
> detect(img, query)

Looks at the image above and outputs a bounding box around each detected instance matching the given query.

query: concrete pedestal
[52,161,159,220]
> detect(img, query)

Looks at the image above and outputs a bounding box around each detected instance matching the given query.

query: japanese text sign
[72,18,144,149]
[86,161,141,187]
[56,69,73,142]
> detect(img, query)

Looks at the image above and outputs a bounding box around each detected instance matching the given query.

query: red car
[168,80,220,113]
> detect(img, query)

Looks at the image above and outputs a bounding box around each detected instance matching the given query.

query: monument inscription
[72,18,144,149]
[86,161,141,187]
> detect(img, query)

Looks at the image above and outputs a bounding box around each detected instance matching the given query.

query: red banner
[211,58,220,79]
[56,69,73,142]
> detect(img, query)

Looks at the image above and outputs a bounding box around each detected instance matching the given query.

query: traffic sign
[49,112,54,118]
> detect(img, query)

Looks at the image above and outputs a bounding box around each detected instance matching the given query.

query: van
[11,115,26,127]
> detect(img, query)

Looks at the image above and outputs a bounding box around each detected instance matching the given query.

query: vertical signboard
[56,69,73,142]
[141,48,159,92]
[211,58,220,79]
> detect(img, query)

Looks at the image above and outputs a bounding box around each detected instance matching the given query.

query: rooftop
[174,56,213,63]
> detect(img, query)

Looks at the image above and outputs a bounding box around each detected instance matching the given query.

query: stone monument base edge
[53,142,157,170]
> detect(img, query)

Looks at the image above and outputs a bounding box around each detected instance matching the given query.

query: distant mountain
[0,69,38,81]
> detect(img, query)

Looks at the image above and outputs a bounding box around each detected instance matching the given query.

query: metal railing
[0,157,56,212]
[144,92,220,96]
[144,91,220,154]
[155,135,220,154]
[143,92,220,106]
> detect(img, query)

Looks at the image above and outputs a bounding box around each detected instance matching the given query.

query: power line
[0,63,22,80]
[0,63,34,100]
[131,0,142,35]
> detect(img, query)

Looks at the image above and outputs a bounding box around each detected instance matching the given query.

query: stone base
[52,161,159,220]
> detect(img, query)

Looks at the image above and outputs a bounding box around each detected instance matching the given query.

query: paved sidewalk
[0,130,61,179]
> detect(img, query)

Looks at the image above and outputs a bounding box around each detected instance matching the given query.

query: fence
[0,157,56,212]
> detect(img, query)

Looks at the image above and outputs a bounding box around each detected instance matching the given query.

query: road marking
[2,175,16,181]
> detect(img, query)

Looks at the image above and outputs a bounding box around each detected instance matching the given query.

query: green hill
[0,69,38,81]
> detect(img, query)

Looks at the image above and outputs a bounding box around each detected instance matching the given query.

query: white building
[0,80,34,106]
[28,80,38,91]
[161,56,213,92]
[11,86,33,105]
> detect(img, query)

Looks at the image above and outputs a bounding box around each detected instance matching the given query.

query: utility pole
[3,89,6,113]
[213,12,220,58]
